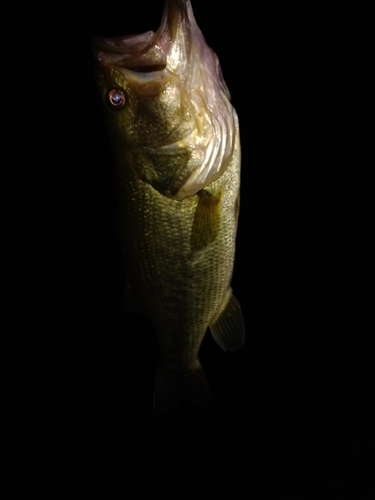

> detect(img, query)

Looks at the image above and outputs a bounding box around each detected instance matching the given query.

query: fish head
[93,0,236,199]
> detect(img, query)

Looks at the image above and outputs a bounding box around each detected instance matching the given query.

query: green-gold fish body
[93,0,245,412]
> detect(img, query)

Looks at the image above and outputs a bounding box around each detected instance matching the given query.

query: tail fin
[153,363,211,414]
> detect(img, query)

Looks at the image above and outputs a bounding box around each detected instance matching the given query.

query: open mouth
[121,64,167,73]
[92,0,191,70]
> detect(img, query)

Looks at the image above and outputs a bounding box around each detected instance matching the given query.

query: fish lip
[162,0,190,42]
[91,32,156,54]
[91,1,190,65]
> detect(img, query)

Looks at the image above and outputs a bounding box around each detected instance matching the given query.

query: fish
[92,0,245,413]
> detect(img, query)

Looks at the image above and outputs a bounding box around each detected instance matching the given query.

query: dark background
[7,1,372,497]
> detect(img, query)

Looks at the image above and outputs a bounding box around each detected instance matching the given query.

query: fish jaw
[92,0,237,200]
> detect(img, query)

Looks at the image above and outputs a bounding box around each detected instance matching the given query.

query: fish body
[93,0,245,412]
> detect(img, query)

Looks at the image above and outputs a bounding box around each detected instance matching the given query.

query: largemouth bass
[93,0,245,413]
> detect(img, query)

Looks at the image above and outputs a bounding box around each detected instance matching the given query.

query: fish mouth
[92,0,199,150]
[92,0,191,72]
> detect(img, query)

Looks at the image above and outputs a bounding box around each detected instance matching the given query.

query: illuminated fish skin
[93,0,245,412]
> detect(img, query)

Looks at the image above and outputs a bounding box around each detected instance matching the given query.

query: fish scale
[116,120,241,378]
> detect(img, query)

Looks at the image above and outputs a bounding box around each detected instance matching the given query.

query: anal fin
[210,290,246,352]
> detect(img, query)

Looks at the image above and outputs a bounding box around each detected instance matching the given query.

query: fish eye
[107,88,126,110]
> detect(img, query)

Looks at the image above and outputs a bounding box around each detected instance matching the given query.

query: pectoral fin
[190,189,222,251]
[210,290,246,352]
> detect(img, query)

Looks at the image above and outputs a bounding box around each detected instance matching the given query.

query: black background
[6,1,372,497]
